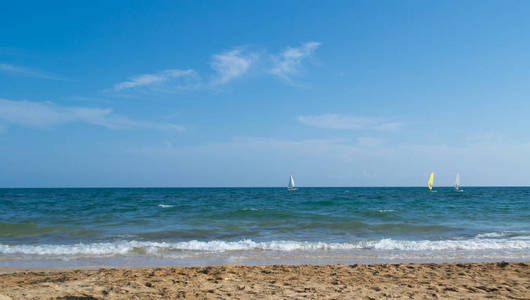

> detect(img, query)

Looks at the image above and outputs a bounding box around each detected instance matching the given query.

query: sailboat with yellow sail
[427,172,435,192]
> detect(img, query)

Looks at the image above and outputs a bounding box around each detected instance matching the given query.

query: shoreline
[1,257,529,274]
[0,261,528,299]
[2,256,529,272]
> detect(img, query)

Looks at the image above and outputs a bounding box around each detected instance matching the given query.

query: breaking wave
[158,204,174,208]
[1,234,529,259]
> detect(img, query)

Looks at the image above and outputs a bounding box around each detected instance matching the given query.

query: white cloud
[210,49,256,85]
[270,42,321,83]
[112,69,199,92]
[109,42,319,92]
[0,98,184,131]
[0,63,66,80]
[297,114,403,131]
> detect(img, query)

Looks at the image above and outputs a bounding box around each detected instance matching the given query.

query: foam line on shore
[1,235,529,258]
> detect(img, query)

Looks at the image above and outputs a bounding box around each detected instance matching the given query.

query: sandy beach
[0,262,528,299]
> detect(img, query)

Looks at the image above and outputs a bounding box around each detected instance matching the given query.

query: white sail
[455,173,461,191]
[288,176,295,188]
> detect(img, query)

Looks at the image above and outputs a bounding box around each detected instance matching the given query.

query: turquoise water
[0,187,529,266]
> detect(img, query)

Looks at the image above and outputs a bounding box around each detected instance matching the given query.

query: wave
[1,235,529,258]
[475,231,530,239]
[376,209,396,213]
[240,208,261,211]
[370,237,530,251]
[158,204,174,208]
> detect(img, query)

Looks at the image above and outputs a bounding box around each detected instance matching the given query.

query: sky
[1,0,530,187]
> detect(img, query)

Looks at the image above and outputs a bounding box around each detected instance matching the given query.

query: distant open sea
[0,187,529,267]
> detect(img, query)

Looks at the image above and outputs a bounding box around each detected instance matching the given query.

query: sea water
[0,187,529,267]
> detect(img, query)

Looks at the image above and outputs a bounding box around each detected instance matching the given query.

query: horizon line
[1,185,529,189]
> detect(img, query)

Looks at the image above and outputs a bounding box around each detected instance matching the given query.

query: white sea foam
[475,231,530,239]
[476,232,506,238]
[240,208,261,211]
[369,238,530,251]
[1,236,530,258]
[376,209,395,213]
[158,204,174,208]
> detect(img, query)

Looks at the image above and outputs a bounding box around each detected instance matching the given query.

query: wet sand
[0,262,528,299]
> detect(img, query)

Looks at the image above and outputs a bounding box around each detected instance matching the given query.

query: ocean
[0,187,529,267]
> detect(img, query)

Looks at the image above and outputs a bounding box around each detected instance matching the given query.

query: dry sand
[0,262,528,299]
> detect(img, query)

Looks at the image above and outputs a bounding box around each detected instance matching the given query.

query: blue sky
[1,1,530,187]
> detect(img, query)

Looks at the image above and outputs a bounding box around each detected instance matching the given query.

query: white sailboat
[287,175,297,191]
[454,173,463,192]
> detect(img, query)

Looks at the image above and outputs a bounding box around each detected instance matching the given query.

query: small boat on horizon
[428,172,435,192]
[288,175,297,191]
[454,173,463,192]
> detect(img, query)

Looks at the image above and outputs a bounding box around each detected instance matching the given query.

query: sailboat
[288,175,297,191]
[454,173,463,192]
[427,172,434,192]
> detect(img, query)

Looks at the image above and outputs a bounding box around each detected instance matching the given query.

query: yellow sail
[427,172,434,191]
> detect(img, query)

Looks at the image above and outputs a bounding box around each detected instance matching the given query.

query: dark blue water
[0,187,529,266]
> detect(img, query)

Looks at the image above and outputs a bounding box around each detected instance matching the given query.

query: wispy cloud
[0,98,184,132]
[270,42,321,83]
[210,49,256,85]
[0,63,66,80]
[112,69,199,92]
[109,42,319,93]
[297,114,403,131]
